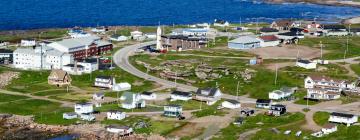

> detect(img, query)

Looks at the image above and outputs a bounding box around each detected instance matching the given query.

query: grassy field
[293,90,319,105]
[0,29,67,43]
[350,64,360,76]
[313,111,330,126]
[101,116,186,135]
[0,93,29,102]
[191,100,226,117]
[212,112,305,140]
[299,36,360,60]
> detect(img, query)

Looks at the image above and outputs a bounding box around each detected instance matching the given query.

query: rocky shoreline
[265,0,360,8]
[0,114,151,140]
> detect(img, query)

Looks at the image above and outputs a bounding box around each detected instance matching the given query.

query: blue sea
[0,0,360,30]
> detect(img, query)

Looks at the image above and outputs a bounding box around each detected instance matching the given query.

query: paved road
[113,41,360,114]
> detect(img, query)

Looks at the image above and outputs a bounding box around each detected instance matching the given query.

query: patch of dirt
[0,71,20,89]
[244,45,323,59]
[265,62,295,71]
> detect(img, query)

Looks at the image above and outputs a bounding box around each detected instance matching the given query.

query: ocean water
[0,0,360,30]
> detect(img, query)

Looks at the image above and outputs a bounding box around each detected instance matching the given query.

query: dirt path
[301,110,322,131]
[0,89,73,107]
[342,64,358,77]
[238,128,261,140]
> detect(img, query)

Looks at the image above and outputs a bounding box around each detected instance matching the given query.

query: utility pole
[274,63,278,85]
[320,41,323,60]
[174,71,177,88]
[236,81,240,100]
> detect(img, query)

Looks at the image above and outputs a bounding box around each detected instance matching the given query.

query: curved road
[113,41,360,115]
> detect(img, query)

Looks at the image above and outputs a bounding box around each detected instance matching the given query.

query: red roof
[259,35,279,42]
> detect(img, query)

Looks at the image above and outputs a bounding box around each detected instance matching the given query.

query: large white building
[74,103,93,114]
[13,46,73,70]
[329,112,358,126]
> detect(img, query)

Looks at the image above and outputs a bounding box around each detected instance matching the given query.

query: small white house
[258,35,280,47]
[94,76,115,89]
[21,39,36,46]
[110,35,128,42]
[112,82,131,92]
[195,88,222,105]
[80,113,96,121]
[63,112,77,120]
[107,110,126,120]
[74,103,93,114]
[121,92,146,109]
[307,88,341,100]
[269,87,296,100]
[321,123,337,134]
[93,93,104,100]
[256,99,272,109]
[140,92,157,100]
[106,125,133,135]
[329,112,358,126]
[170,91,192,101]
[222,100,241,109]
[164,105,183,117]
[296,59,317,69]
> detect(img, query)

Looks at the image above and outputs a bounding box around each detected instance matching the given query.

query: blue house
[228,36,260,49]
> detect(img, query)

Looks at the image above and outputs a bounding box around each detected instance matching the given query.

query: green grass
[350,64,360,76]
[0,93,29,102]
[101,116,186,135]
[299,36,360,60]
[31,90,73,96]
[0,29,67,43]
[293,90,319,105]
[313,111,330,126]
[34,107,78,125]
[212,112,305,140]
[71,68,155,93]
[316,125,360,140]
[0,99,61,115]
[191,101,226,117]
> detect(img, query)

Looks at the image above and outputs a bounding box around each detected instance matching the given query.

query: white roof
[14,48,35,54]
[51,36,100,49]
[229,36,260,44]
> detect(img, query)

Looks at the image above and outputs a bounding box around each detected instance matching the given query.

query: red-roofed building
[258,35,280,47]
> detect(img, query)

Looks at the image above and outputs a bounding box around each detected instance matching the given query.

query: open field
[0,29,67,43]
[244,45,322,59]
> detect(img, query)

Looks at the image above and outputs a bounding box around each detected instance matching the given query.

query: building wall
[228,42,260,49]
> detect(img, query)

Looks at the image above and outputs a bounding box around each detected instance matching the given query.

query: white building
[120,92,146,109]
[110,35,128,42]
[170,91,192,101]
[21,39,36,47]
[258,35,280,47]
[70,32,92,38]
[321,123,337,135]
[222,100,241,109]
[94,76,115,89]
[91,27,107,34]
[140,92,157,100]
[130,31,144,41]
[195,88,222,105]
[329,112,358,126]
[112,82,131,92]
[80,113,96,121]
[306,88,341,100]
[214,19,229,27]
[74,103,93,114]
[106,125,133,135]
[296,59,317,69]
[107,111,126,120]
[156,26,163,50]
[304,75,353,91]
[13,46,73,70]
[62,59,98,75]
[164,105,183,117]
[269,87,296,100]
[63,112,77,120]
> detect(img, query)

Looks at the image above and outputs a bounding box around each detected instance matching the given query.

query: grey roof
[14,48,36,54]
[171,91,192,97]
[280,87,294,93]
[46,49,65,56]
[63,112,77,116]
[229,36,260,44]
[53,36,100,49]
[196,88,219,97]
[225,99,240,104]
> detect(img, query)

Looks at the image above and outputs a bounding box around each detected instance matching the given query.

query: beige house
[48,69,72,87]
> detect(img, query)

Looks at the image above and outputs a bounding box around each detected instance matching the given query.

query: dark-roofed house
[267,104,286,116]
[260,28,279,35]
[94,76,115,89]
[270,20,296,30]
[0,49,13,64]
[195,88,222,105]
[348,28,360,36]
[140,91,157,100]
[161,35,207,52]
[222,99,241,109]
[329,112,358,126]
[322,25,348,36]
[258,35,280,47]
[48,69,72,87]
[170,91,192,101]
[256,99,272,109]
[164,104,183,117]
[276,32,304,44]
[296,59,317,69]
